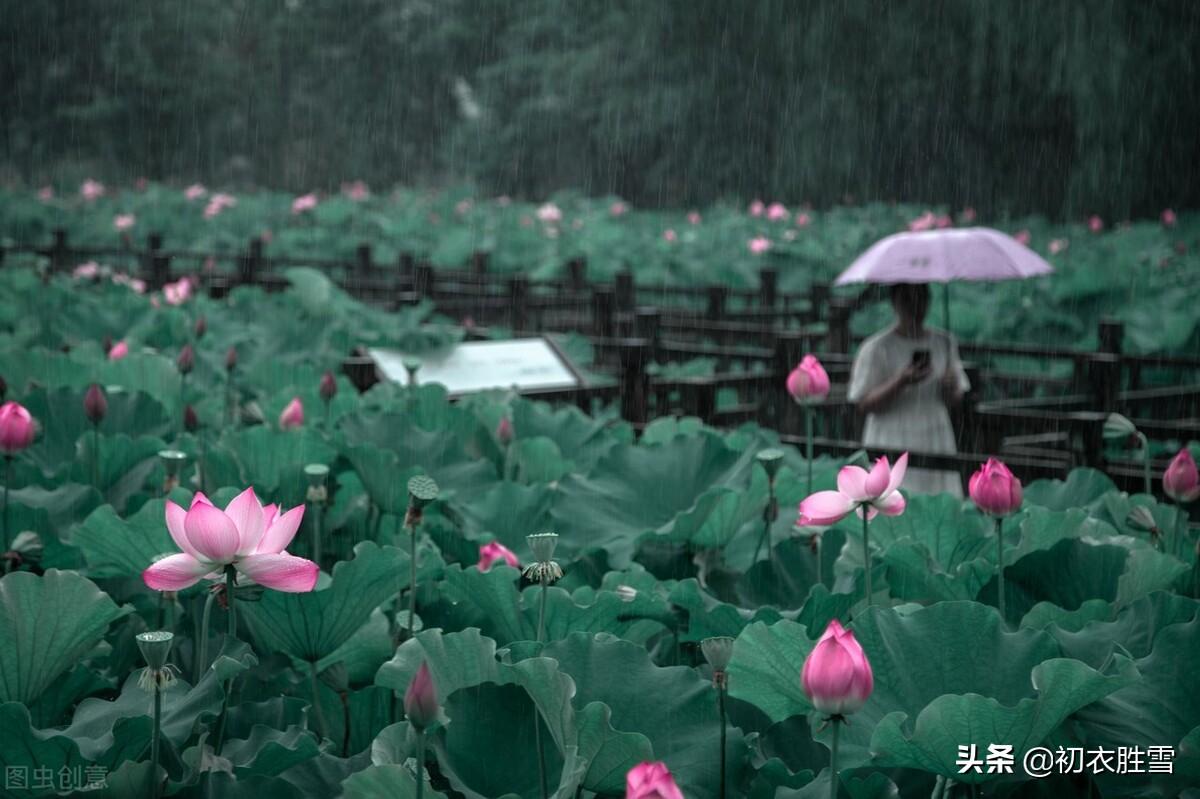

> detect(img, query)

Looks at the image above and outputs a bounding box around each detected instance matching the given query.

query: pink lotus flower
[204,192,237,219]
[478,541,520,572]
[455,198,473,215]
[748,236,772,255]
[797,453,908,525]
[319,371,337,402]
[663,229,677,242]
[37,186,53,202]
[184,184,207,201]
[1161,208,1177,228]
[404,662,439,730]
[279,397,304,430]
[536,202,562,224]
[801,619,874,716]
[129,278,146,294]
[935,214,953,229]
[626,761,684,799]
[292,192,319,215]
[342,180,370,201]
[1087,215,1104,233]
[766,202,789,221]
[73,261,101,279]
[84,383,107,424]
[108,340,129,361]
[143,488,317,592]
[968,458,1023,515]
[163,277,193,306]
[114,213,136,232]
[610,201,629,217]
[0,401,36,454]
[1048,238,1069,255]
[1163,449,1200,503]
[496,416,514,445]
[795,212,811,227]
[80,179,106,201]
[786,354,830,402]
[687,211,701,225]
[748,200,765,217]
[960,207,977,223]
[908,211,937,232]
[1014,229,1032,246]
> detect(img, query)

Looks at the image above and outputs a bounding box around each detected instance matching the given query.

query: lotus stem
[815,533,823,588]
[225,565,237,638]
[150,679,163,799]
[414,727,426,799]
[311,500,323,569]
[310,660,329,741]
[718,680,728,799]
[92,423,101,491]
[3,455,11,550]
[340,692,351,757]
[408,522,418,638]
[862,512,872,606]
[535,575,550,799]
[828,716,841,799]
[196,590,215,679]
[1139,433,1150,496]
[537,578,549,644]
[752,476,778,565]
[931,774,946,799]
[155,592,164,630]
[198,428,208,495]
[805,404,814,496]
[995,516,1006,622]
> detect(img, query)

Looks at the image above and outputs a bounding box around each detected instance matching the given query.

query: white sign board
[369,338,582,396]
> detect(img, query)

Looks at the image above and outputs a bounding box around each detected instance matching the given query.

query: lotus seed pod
[407,475,439,508]
[527,531,559,563]
[756,448,785,480]
[701,636,735,672]
[136,631,175,670]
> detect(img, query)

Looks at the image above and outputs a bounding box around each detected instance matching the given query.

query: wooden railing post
[567,257,587,292]
[399,252,415,276]
[413,261,434,302]
[1097,318,1124,354]
[618,339,650,426]
[615,270,635,313]
[635,307,661,362]
[771,331,806,433]
[471,251,489,275]
[355,243,373,282]
[508,275,529,332]
[706,285,728,321]
[238,237,263,286]
[826,298,852,354]
[1086,353,1121,413]
[50,228,69,272]
[808,281,830,323]
[592,287,615,339]
[759,267,778,309]
[146,232,169,288]
[680,380,717,423]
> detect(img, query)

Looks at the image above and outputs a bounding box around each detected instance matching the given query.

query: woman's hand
[858,361,928,415]
[901,361,932,385]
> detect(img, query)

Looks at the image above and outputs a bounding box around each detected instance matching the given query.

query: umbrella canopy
[834,227,1053,285]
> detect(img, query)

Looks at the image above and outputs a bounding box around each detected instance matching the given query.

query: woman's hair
[889,283,930,310]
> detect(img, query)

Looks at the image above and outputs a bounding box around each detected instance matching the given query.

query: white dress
[846,324,971,497]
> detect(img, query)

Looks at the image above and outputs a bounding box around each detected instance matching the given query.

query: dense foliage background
[3,0,1198,218]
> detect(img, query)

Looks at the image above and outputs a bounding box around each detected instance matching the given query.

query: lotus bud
[756,448,784,481]
[84,383,107,424]
[1163,449,1200,503]
[786,354,831,403]
[304,463,330,504]
[968,458,1023,516]
[404,662,439,731]
[496,415,514,445]
[108,340,129,361]
[801,619,874,717]
[225,346,238,372]
[194,315,207,339]
[626,761,684,799]
[0,401,36,454]
[478,540,519,572]
[279,397,304,430]
[183,404,200,432]
[177,344,195,375]
[701,636,735,687]
[319,371,337,402]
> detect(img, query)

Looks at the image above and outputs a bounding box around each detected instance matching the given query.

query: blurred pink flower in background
[478,541,519,572]
[292,192,319,214]
[37,186,53,202]
[935,214,954,229]
[1048,238,1069,255]
[766,202,789,221]
[795,212,811,227]
[687,211,701,225]
[1014,229,1032,246]
[1161,208,1177,227]
[184,184,207,201]
[342,180,369,201]
[108,340,129,360]
[279,397,305,430]
[1088,215,1104,233]
[114,214,136,232]
[80,179,106,201]
[748,236,772,255]
[163,277,193,306]
[204,192,237,218]
[663,229,677,242]
[455,198,473,215]
[748,199,765,217]
[960,207,977,223]
[610,201,629,217]
[908,211,937,231]
[73,261,101,279]
[536,202,562,223]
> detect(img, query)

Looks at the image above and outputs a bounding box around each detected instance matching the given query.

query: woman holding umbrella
[847,282,970,496]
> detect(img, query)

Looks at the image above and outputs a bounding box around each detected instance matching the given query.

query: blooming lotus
[74,261,101,279]
[163,277,193,306]
[969,458,1023,515]
[108,340,129,360]
[291,192,319,214]
[536,202,562,223]
[1014,229,1032,246]
[797,453,908,525]
[1088,215,1104,233]
[1161,208,1177,228]
[626,761,684,799]
[801,619,873,716]
[766,202,788,221]
[184,183,207,201]
[80,179,105,201]
[0,401,36,454]
[748,236,771,255]
[279,397,304,429]
[143,488,316,592]
[478,541,519,572]
[663,228,677,242]
[114,214,136,232]
[1164,449,1199,503]
[786,354,830,402]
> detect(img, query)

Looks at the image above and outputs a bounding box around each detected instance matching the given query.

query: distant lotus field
[0,184,1196,798]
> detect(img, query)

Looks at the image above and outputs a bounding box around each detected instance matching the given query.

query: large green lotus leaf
[179,750,373,799]
[0,570,130,705]
[311,682,394,758]
[241,541,407,662]
[777,770,901,799]
[510,398,628,472]
[1096,491,1191,545]
[1022,468,1117,511]
[511,435,571,484]
[74,498,175,579]
[1049,615,1200,797]
[2,482,98,570]
[669,578,790,641]
[0,702,126,798]
[549,431,757,566]
[727,619,816,724]
[734,529,848,610]
[445,480,557,559]
[1050,591,1199,666]
[211,426,337,507]
[1019,599,1113,631]
[0,349,182,419]
[376,628,652,796]
[316,608,394,685]
[542,632,746,799]
[1006,507,1120,562]
[341,764,446,799]
[219,725,321,779]
[870,655,1137,782]
[76,433,169,514]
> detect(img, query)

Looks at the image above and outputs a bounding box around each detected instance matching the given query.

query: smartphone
[911,349,931,369]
